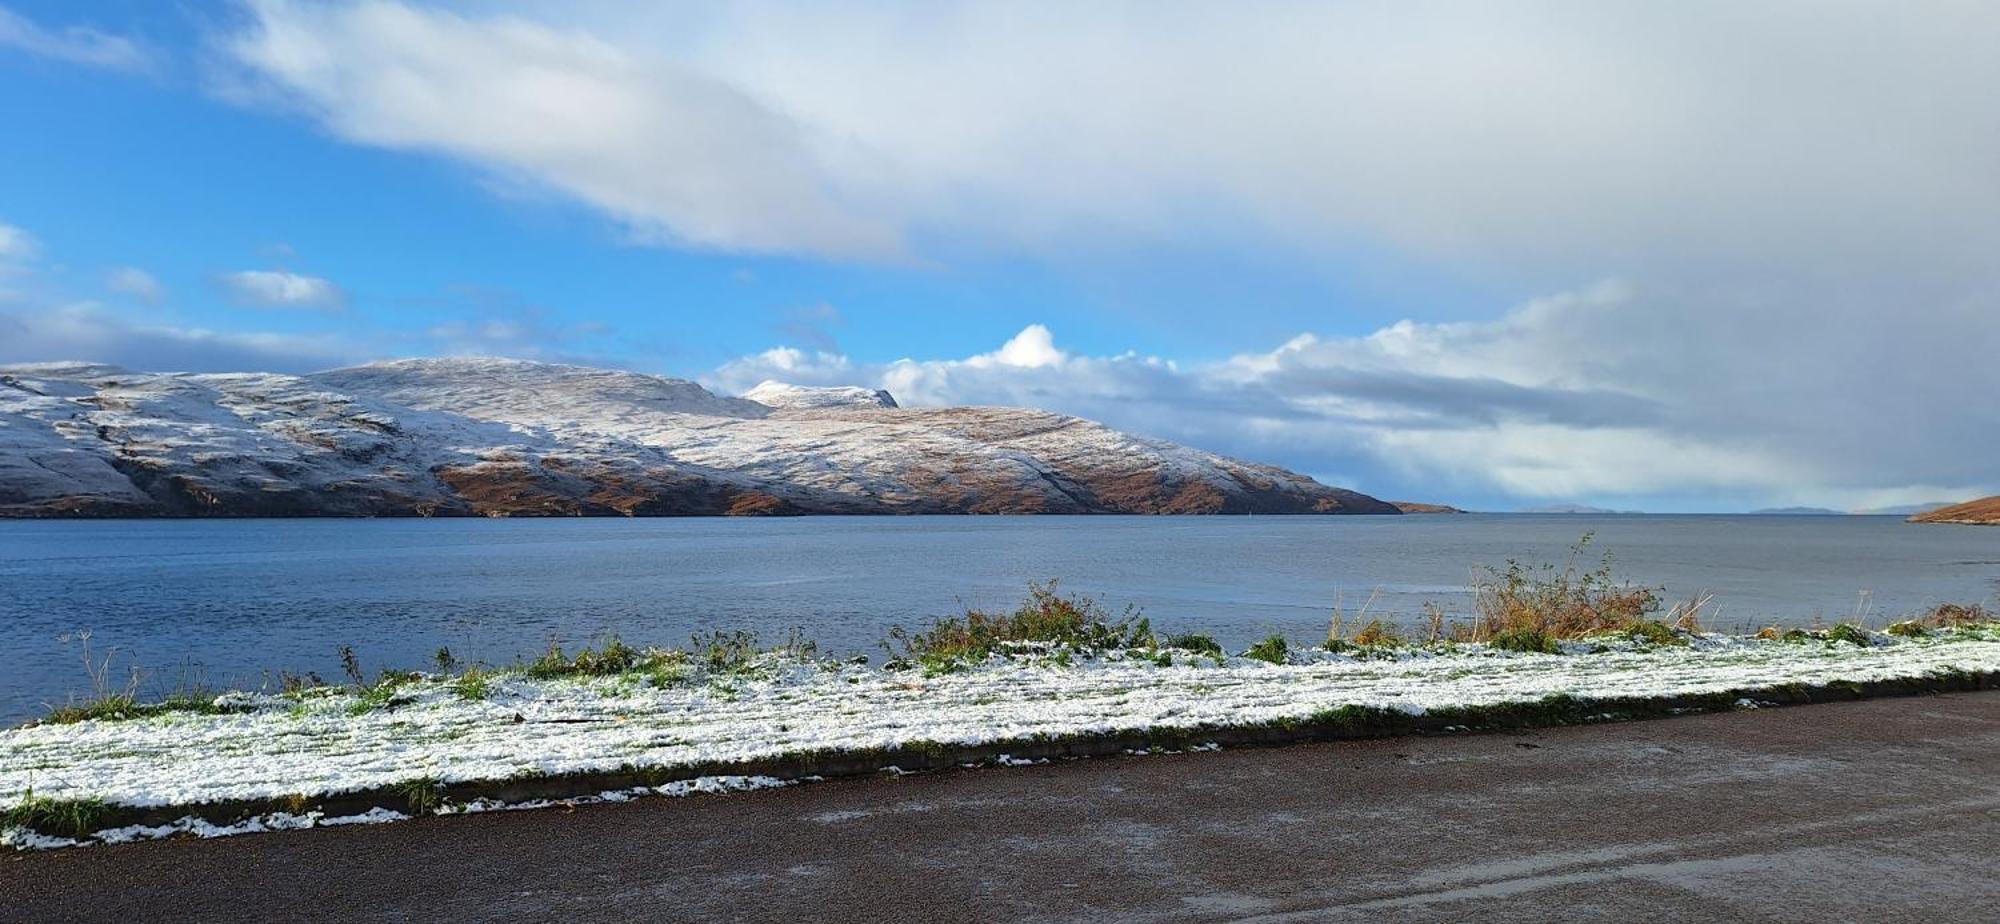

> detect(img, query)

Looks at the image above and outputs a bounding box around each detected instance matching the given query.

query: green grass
[394,776,445,815]
[1825,623,1872,647]
[1624,621,1686,647]
[5,791,110,839]
[645,660,692,689]
[689,630,762,673]
[348,672,423,715]
[1164,633,1224,658]
[1244,634,1289,664]
[886,581,1156,671]
[41,692,243,726]
[1753,623,1875,647]
[451,667,494,701]
[1487,627,1559,654]
[525,636,641,680]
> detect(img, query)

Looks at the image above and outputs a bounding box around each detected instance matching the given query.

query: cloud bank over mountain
[710,282,1998,511]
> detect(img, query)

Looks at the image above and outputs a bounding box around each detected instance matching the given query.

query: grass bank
[6,602,1997,849]
[9,545,1999,850]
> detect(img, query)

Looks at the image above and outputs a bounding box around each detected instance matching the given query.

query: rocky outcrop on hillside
[0,358,1399,518]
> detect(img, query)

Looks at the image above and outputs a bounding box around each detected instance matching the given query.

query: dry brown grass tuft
[1922,602,1992,627]
[1349,619,1404,647]
[1667,593,1715,634]
[1467,534,1665,643]
[1420,602,1449,645]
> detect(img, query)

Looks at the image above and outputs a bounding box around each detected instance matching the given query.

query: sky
[1,1,1996,513]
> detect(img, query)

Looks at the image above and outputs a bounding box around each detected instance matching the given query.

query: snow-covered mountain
[0,358,1397,518]
[741,380,897,410]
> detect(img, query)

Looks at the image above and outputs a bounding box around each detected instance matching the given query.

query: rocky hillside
[1908,497,2000,526]
[0,358,1399,518]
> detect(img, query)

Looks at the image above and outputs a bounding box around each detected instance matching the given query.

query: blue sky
[0,1,1486,368]
[3,2,1997,513]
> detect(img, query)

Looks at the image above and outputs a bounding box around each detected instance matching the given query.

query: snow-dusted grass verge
[6,625,1999,850]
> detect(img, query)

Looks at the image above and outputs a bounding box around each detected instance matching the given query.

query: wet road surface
[6,692,1998,922]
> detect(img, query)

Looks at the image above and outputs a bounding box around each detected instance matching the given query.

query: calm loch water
[0,515,1994,722]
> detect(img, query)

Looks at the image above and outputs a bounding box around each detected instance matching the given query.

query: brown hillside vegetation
[1390,501,1464,514]
[1909,496,2000,525]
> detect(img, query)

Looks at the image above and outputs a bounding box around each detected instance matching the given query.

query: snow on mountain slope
[742,380,898,410]
[0,358,1397,517]
[316,358,772,426]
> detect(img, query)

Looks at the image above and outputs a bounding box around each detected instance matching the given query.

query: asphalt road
[6,693,1998,923]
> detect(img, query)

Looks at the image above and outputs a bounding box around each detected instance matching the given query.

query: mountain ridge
[0,357,1399,518]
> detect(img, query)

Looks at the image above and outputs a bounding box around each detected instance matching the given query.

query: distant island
[1389,501,1465,514]
[1753,502,1965,516]
[0,358,1406,518]
[1518,504,1642,514]
[1909,497,2000,526]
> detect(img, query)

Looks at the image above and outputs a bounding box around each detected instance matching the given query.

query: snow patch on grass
[5,626,1997,848]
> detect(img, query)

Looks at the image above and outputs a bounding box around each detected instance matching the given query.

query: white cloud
[104,266,165,304]
[0,222,40,303]
[0,227,347,372]
[973,325,1065,370]
[215,2,2000,277]
[219,0,901,259]
[217,269,347,311]
[1363,426,1797,502]
[724,345,850,379]
[0,224,608,376]
[0,302,356,373]
[0,6,155,73]
[0,222,38,262]
[709,283,2000,510]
